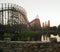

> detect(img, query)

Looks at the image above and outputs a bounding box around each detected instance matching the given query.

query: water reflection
[41,34,60,42]
[51,34,60,42]
[41,35,50,42]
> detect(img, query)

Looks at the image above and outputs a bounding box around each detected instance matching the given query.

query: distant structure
[42,22,44,28]
[42,20,50,28]
[29,15,41,31]
[48,20,50,27]
[0,3,29,26]
[42,20,50,42]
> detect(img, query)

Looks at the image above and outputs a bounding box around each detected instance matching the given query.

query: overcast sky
[0,0,60,26]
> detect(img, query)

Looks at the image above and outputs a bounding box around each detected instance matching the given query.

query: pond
[41,34,60,42]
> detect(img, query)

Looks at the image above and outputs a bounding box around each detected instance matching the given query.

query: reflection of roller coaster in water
[0,3,28,25]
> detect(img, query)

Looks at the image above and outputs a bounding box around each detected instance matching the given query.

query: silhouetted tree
[57,25,60,36]
[0,24,5,40]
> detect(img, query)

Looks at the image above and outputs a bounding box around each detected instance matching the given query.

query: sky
[0,0,60,26]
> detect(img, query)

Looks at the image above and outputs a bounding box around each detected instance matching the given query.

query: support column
[2,4,4,24]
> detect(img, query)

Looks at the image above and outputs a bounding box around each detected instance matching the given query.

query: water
[51,34,60,42]
[41,34,60,42]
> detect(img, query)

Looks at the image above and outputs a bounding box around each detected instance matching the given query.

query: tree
[0,24,5,40]
[57,25,60,36]
[58,25,60,30]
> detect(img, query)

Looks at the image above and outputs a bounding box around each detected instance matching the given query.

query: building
[42,20,50,28]
[0,3,29,26]
[42,20,50,42]
[48,20,50,27]
[29,15,41,31]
